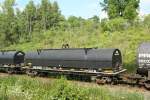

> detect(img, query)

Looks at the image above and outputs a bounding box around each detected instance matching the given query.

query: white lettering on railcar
[139,60,150,63]
[139,54,150,58]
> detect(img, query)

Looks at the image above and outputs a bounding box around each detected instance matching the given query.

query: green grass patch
[0,76,144,100]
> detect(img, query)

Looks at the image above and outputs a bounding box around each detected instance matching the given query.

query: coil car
[25,48,122,70]
[0,50,25,73]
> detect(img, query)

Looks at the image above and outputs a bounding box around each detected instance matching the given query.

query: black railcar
[25,48,122,71]
[0,50,25,65]
[0,50,25,74]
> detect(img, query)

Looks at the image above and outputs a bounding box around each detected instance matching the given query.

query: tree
[0,0,18,45]
[40,0,49,30]
[100,0,108,12]
[39,0,62,30]
[100,0,140,20]
[0,14,6,47]
[123,0,139,21]
[88,16,100,29]
[89,16,100,23]
[50,1,61,28]
[0,0,63,46]
[16,8,27,40]
[24,0,36,39]
[144,14,150,32]
[68,16,81,28]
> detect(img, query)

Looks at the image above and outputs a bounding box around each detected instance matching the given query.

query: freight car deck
[0,66,126,76]
[24,67,126,77]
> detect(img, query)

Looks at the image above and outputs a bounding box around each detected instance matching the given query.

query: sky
[0,0,150,19]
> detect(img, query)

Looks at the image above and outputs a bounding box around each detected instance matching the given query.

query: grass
[0,76,144,100]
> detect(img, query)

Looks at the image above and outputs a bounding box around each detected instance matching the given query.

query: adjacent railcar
[137,42,150,77]
[25,48,122,71]
[0,50,25,65]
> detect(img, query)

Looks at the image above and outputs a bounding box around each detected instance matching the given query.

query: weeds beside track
[0,73,146,100]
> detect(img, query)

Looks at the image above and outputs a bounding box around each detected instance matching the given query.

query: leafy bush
[143,14,150,31]
[50,78,88,100]
[101,17,129,32]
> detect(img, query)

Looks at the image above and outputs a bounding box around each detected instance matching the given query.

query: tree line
[0,0,102,47]
[0,0,148,48]
[0,0,63,46]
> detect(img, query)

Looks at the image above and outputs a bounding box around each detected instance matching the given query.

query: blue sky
[0,0,150,19]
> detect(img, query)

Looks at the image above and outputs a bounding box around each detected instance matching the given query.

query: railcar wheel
[91,76,97,82]
[144,81,150,90]
[31,71,38,77]
[7,68,13,74]
[26,70,38,77]
[111,77,119,85]
[96,78,106,85]
[26,70,31,76]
